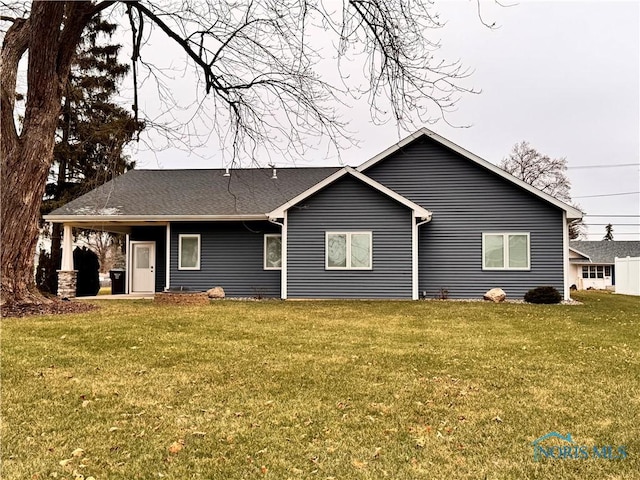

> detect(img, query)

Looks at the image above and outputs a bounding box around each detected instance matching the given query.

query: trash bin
[109,269,126,295]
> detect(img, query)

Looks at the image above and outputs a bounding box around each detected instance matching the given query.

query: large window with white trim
[326,232,372,270]
[179,234,200,270]
[581,265,610,279]
[482,233,530,270]
[264,234,282,270]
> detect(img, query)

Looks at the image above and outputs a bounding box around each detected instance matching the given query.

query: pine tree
[38,15,143,293]
[603,224,614,241]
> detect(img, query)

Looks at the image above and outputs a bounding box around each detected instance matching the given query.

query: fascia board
[43,214,268,223]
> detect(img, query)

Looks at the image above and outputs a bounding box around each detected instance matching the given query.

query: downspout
[125,233,130,294]
[269,215,287,299]
[412,212,433,300]
[165,223,171,291]
[563,211,570,301]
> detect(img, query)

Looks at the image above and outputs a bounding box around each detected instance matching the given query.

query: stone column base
[57,270,78,299]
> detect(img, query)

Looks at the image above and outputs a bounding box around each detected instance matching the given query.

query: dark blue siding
[365,137,565,299]
[287,176,413,299]
[130,226,166,292]
[170,221,281,297]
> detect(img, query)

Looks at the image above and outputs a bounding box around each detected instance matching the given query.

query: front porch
[53,221,167,299]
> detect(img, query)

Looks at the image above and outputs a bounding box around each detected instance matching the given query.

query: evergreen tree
[39,15,143,293]
[603,224,614,241]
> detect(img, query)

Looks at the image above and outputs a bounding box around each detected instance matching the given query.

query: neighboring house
[44,128,583,300]
[569,240,640,290]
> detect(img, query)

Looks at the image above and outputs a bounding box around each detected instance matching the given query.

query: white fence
[615,257,640,296]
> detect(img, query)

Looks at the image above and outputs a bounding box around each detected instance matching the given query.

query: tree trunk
[1,2,96,305]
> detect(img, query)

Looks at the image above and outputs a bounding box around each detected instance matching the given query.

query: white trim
[581,265,612,279]
[356,128,583,220]
[61,224,74,270]
[413,215,431,300]
[482,232,531,271]
[264,234,283,270]
[269,166,432,220]
[569,246,591,261]
[325,231,373,270]
[129,241,156,294]
[412,212,418,300]
[125,234,130,294]
[282,212,288,299]
[165,223,171,290]
[178,234,201,270]
[563,212,570,300]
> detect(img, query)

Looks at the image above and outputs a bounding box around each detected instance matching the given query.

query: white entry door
[131,242,155,293]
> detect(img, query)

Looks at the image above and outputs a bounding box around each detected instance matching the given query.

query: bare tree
[77,231,121,273]
[500,141,571,202]
[1,1,475,305]
[500,141,584,239]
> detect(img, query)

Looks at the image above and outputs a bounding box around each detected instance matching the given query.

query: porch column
[57,224,77,298]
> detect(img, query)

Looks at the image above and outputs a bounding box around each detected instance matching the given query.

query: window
[326,232,372,270]
[179,234,200,270]
[482,233,530,270]
[264,234,282,270]
[582,265,609,279]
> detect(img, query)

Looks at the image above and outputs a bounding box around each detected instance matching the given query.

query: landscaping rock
[207,286,225,299]
[483,288,506,303]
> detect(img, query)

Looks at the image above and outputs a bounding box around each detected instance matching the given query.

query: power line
[568,163,639,169]
[584,232,640,235]
[584,214,639,217]
[584,223,640,226]
[573,191,640,199]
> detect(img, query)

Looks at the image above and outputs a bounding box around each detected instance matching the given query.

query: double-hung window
[179,234,200,270]
[482,233,530,270]
[326,232,372,270]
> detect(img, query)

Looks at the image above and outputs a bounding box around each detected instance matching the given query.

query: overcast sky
[130,1,639,240]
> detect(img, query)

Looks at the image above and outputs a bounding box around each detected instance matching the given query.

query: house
[44,128,583,300]
[569,241,640,290]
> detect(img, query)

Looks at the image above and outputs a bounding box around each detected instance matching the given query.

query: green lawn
[1,292,639,479]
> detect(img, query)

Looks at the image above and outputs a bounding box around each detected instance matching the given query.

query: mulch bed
[1,300,98,318]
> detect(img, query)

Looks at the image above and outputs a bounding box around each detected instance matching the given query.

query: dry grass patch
[1,291,639,479]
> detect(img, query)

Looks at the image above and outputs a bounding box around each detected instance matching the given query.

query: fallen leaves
[71,448,85,458]
[168,439,184,455]
[352,459,367,470]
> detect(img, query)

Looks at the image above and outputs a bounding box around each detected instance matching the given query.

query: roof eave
[43,214,269,223]
[569,247,592,261]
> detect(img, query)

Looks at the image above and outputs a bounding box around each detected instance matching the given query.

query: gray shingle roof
[48,167,341,217]
[569,241,640,264]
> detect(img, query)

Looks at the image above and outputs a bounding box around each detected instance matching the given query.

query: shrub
[524,286,562,304]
